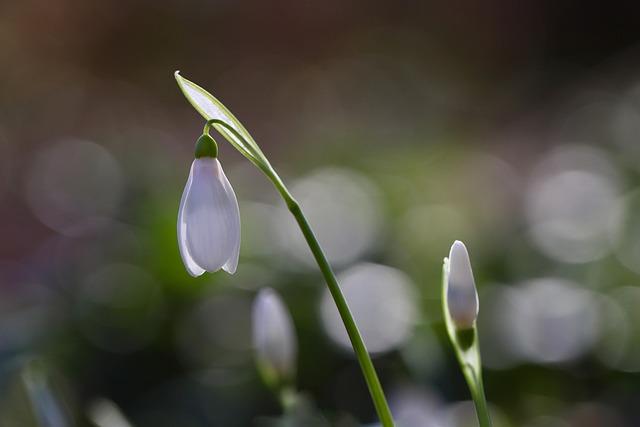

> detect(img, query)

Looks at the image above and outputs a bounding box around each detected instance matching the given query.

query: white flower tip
[186,266,205,278]
[221,232,240,275]
[221,259,238,275]
[447,240,479,329]
[252,288,297,383]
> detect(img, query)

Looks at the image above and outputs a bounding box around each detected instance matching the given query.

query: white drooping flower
[252,288,297,385]
[177,142,241,276]
[446,240,479,329]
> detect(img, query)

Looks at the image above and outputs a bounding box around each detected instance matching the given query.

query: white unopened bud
[446,240,479,329]
[252,288,297,386]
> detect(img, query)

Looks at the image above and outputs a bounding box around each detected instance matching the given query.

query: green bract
[175,71,271,171]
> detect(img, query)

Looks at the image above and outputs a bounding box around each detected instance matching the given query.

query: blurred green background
[2,0,640,426]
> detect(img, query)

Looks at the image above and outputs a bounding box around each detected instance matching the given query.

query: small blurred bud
[252,288,297,387]
[446,240,479,329]
[87,398,133,427]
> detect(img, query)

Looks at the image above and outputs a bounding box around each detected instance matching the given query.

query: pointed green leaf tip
[174,71,268,167]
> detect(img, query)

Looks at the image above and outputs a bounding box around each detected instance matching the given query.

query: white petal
[447,240,479,329]
[252,288,297,380]
[220,165,241,274]
[183,158,241,273]
[177,161,205,277]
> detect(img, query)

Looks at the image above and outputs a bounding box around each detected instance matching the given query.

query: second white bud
[446,240,479,330]
[252,288,298,387]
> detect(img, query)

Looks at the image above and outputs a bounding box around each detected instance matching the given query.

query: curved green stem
[286,199,395,427]
[205,119,395,427]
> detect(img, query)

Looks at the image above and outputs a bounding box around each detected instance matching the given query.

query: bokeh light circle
[510,278,599,364]
[525,144,621,263]
[320,263,417,355]
[388,385,442,427]
[24,139,124,236]
[275,168,383,268]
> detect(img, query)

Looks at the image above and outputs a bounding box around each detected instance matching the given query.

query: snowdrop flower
[446,240,479,329]
[177,134,241,276]
[252,288,298,386]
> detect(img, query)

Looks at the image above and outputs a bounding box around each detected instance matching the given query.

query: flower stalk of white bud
[442,240,492,427]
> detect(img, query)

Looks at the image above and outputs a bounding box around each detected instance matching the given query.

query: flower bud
[252,288,297,387]
[446,240,479,329]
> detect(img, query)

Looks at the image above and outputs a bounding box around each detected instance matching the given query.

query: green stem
[461,363,492,427]
[472,377,492,427]
[205,119,395,426]
[286,198,395,427]
[442,261,492,427]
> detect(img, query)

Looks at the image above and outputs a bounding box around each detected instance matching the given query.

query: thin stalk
[204,119,395,426]
[286,199,395,427]
[471,377,492,427]
[461,364,492,427]
[442,259,492,427]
